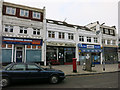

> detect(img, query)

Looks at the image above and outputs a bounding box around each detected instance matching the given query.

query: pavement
[42,64,119,76]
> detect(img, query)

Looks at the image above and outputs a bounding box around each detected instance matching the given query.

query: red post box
[72,58,77,72]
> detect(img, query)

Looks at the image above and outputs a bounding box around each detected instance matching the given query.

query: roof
[47,19,91,31]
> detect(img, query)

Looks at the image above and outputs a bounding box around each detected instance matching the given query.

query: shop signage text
[2,37,43,45]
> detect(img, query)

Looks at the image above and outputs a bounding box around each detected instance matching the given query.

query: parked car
[0,63,65,87]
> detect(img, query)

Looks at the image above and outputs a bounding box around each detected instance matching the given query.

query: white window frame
[33,28,40,35]
[6,7,16,15]
[68,33,74,40]
[48,31,55,38]
[87,37,91,42]
[105,28,109,34]
[79,36,84,42]
[32,12,41,19]
[20,27,27,34]
[59,32,65,39]
[102,39,105,44]
[4,25,13,32]
[20,9,29,17]
[110,30,114,34]
[94,37,98,43]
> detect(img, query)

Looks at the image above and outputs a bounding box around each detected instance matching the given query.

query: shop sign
[78,43,101,49]
[2,37,43,46]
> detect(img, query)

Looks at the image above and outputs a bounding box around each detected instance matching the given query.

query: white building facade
[1,2,118,65]
[86,21,118,64]
[1,2,46,65]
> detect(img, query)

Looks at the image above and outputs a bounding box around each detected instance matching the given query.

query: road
[2,72,118,89]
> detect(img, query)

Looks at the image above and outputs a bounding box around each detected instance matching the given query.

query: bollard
[72,58,77,73]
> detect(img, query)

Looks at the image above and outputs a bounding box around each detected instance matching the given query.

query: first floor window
[4,25,13,32]
[102,39,105,44]
[94,37,98,43]
[20,27,27,34]
[68,33,74,40]
[59,32,64,39]
[48,31,55,38]
[87,37,91,42]
[33,28,40,35]
[112,40,116,45]
[79,36,84,42]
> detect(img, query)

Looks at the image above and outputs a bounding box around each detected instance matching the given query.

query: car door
[7,63,29,80]
[26,64,49,80]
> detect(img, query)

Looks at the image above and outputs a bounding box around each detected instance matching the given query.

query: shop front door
[16,47,23,62]
[58,48,64,65]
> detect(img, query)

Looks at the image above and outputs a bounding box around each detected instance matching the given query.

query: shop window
[68,33,74,40]
[4,25,13,32]
[59,32,64,39]
[38,46,41,49]
[20,27,27,34]
[94,37,98,43]
[27,45,31,48]
[48,31,55,38]
[79,36,84,42]
[32,12,41,19]
[33,28,40,35]
[32,45,36,49]
[2,44,6,48]
[6,7,16,15]
[20,9,29,17]
[87,37,91,42]
[8,44,12,48]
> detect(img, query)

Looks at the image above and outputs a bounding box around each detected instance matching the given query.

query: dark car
[0,63,65,87]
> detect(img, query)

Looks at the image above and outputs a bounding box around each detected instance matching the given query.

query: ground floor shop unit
[103,47,118,64]
[78,43,102,65]
[46,46,75,65]
[2,36,43,65]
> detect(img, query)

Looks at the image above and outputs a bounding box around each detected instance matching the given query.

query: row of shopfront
[1,36,118,65]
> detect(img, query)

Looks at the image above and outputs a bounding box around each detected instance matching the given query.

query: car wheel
[49,75,59,84]
[0,78,9,87]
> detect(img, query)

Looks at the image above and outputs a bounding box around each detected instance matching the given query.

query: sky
[4,0,119,34]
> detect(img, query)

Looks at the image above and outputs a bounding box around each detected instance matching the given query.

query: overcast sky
[4,0,119,33]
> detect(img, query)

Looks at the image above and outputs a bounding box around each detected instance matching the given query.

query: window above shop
[32,11,41,19]
[4,25,13,33]
[20,27,27,34]
[87,37,91,42]
[20,9,29,17]
[68,33,74,40]
[48,31,55,38]
[33,28,40,35]
[102,39,105,44]
[6,6,16,15]
[94,37,98,43]
[79,36,84,42]
[59,32,64,39]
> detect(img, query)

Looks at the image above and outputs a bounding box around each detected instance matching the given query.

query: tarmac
[42,64,119,76]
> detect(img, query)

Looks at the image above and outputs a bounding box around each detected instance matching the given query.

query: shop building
[46,19,76,65]
[86,21,118,64]
[1,2,46,65]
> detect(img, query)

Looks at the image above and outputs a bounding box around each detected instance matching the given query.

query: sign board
[2,37,43,46]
